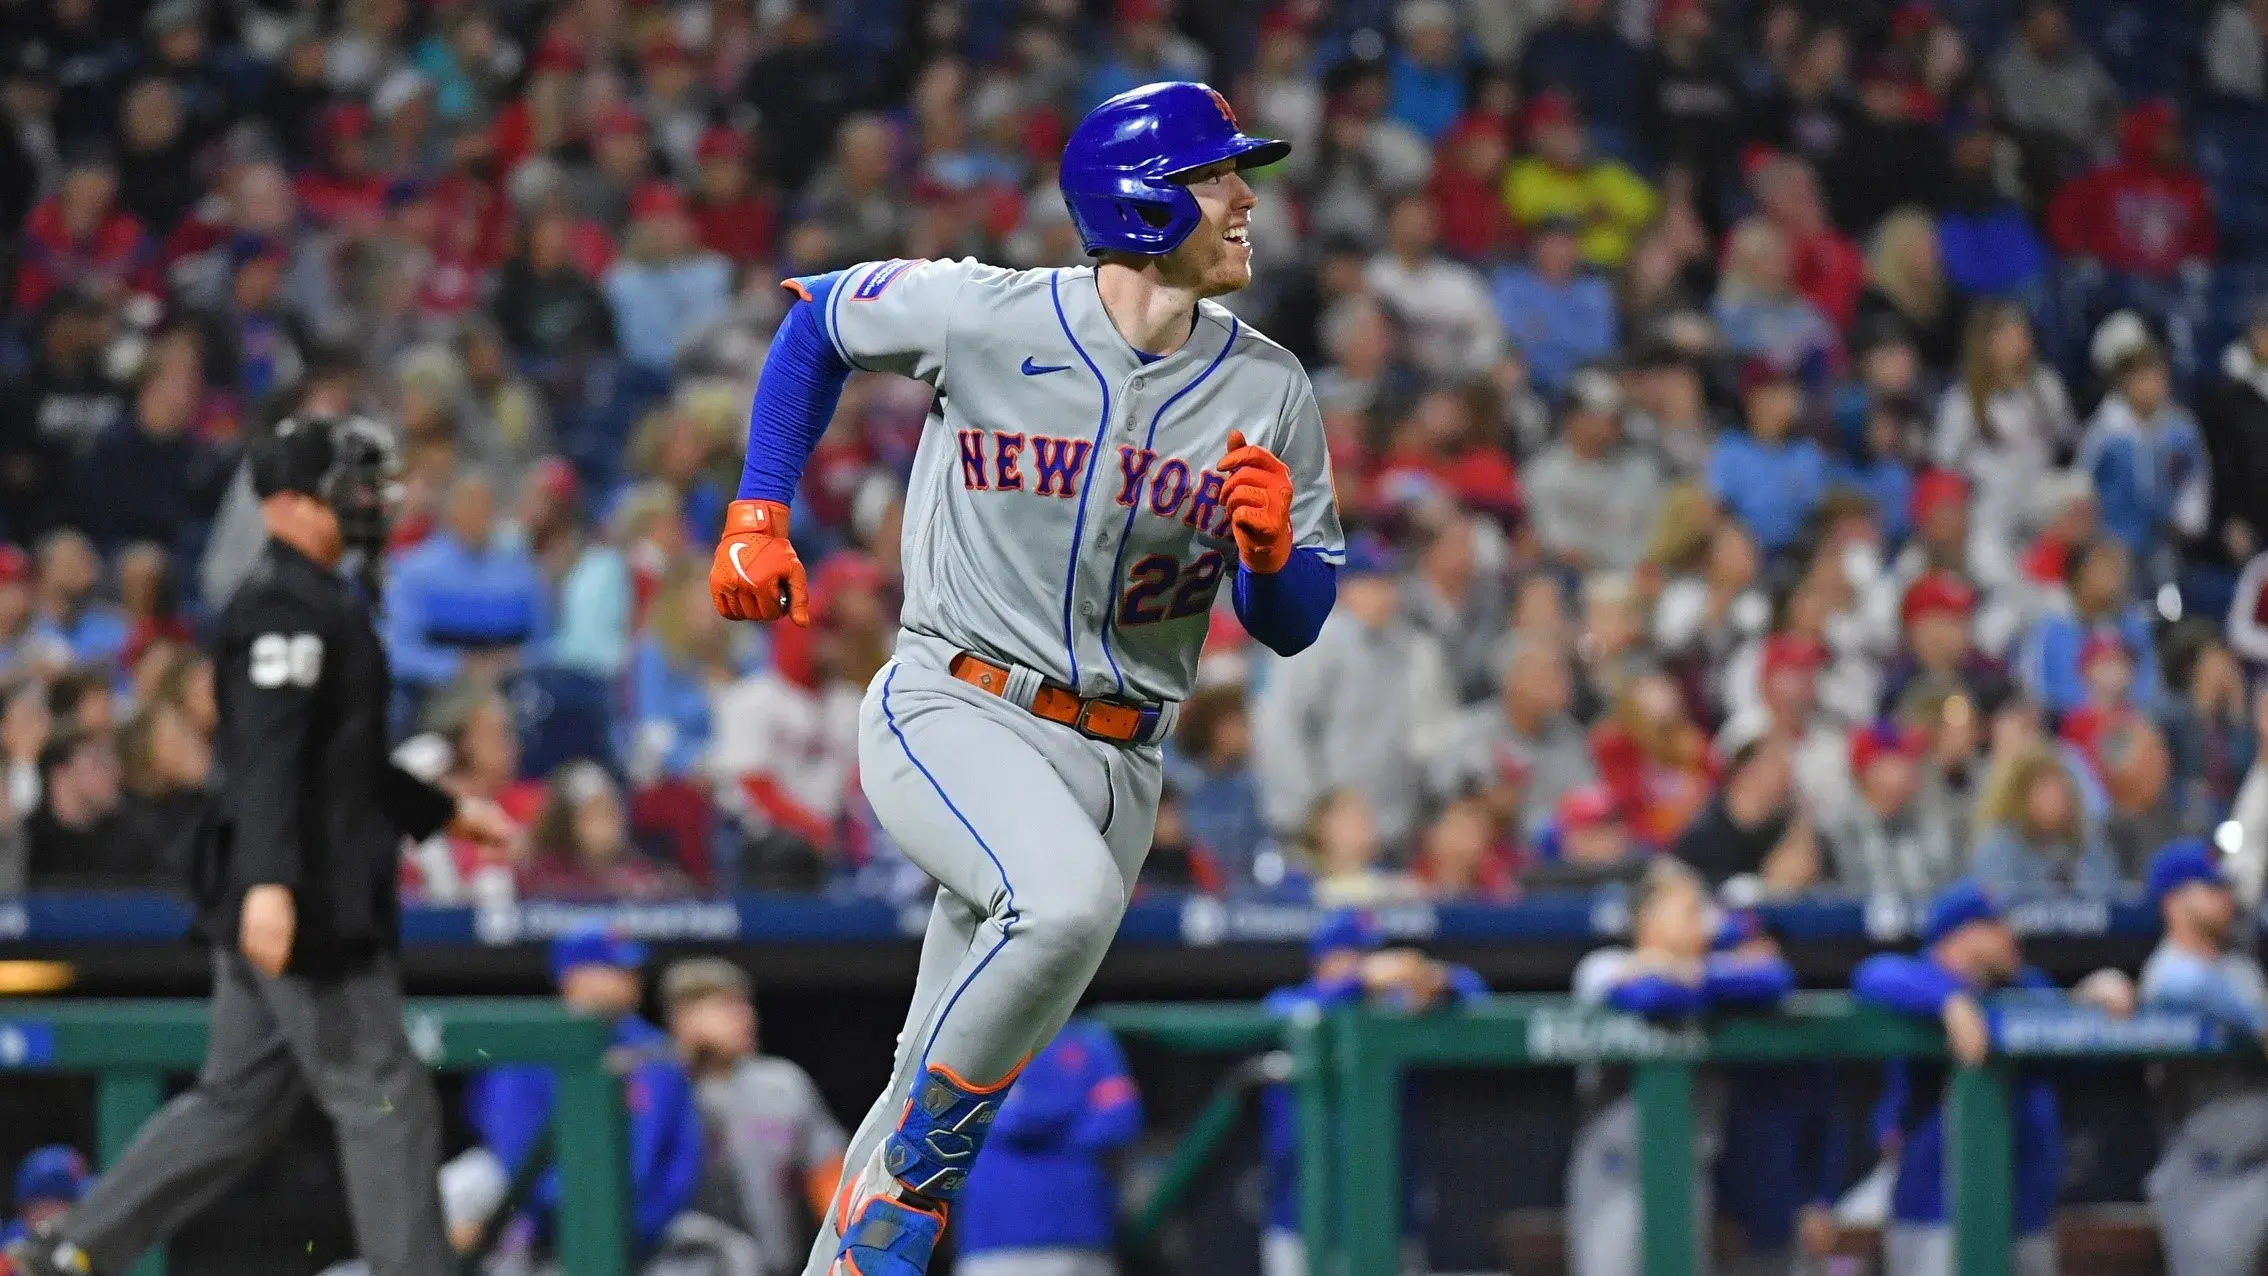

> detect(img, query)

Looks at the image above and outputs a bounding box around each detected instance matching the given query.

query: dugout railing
[0,998,631,1276]
[1094,993,2250,1276]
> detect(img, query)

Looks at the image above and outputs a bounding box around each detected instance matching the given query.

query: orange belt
[949,652,1166,745]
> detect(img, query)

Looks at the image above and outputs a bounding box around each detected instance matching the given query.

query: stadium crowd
[3,0,2268,919]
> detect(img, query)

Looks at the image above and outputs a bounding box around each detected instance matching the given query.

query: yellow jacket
[1502,157,1659,269]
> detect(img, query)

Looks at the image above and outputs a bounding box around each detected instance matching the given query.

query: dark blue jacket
[467,1014,704,1253]
[957,1019,1143,1256]
[1851,954,2062,1234]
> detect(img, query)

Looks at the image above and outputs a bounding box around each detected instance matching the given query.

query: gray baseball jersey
[2141,943,2268,1276]
[812,257,1344,702]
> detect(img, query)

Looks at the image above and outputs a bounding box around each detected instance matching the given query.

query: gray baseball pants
[62,950,452,1276]
[2148,1093,2268,1276]
[801,642,1160,1276]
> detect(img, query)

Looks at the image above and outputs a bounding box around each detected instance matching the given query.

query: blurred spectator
[1518,0,1640,134]
[2020,535,2162,714]
[1526,370,1659,572]
[15,148,154,314]
[739,9,854,194]
[955,1016,1142,1276]
[1588,669,1714,848]
[1521,783,1650,890]
[1751,25,1859,194]
[1625,352,1718,480]
[1708,361,1826,557]
[1426,113,1516,262]
[1491,220,1617,400]
[1386,0,1467,142]
[1853,879,2134,1276]
[1857,209,1966,373]
[1571,570,1652,720]
[687,128,774,271]
[469,930,706,1258]
[0,548,70,682]
[1744,154,1865,331]
[2201,305,2268,572]
[384,471,550,704]
[2157,634,2256,826]
[1882,571,2013,725]
[2208,0,2268,102]
[492,211,617,371]
[662,958,845,1276]
[400,682,536,903]
[114,78,199,237]
[1365,194,1503,383]
[520,761,691,900]
[1413,795,1515,900]
[1503,91,1656,270]
[1972,743,2118,898]
[1303,788,1423,906]
[1434,639,1596,847]
[75,332,232,555]
[1080,0,1209,111]
[1142,785,1225,894]
[0,1147,90,1250]
[1719,235,1832,391]
[1634,0,1744,200]
[31,530,128,670]
[1838,71,1952,235]
[1935,114,2051,299]
[1398,512,1508,701]
[1375,389,1523,523]
[1933,304,2078,582]
[2048,101,2217,282]
[2077,326,2207,566]
[1,294,125,545]
[1167,686,1268,888]
[1824,720,1962,898]
[604,183,732,378]
[799,115,902,269]
[24,727,125,886]
[109,698,209,884]
[1674,722,1816,893]
[628,564,736,787]
[1992,0,2121,172]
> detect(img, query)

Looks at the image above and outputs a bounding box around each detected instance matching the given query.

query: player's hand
[2073,967,2136,1019]
[710,499,810,625]
[1942,993,1990,1067]
[449,795,518,852]
[241,884,296,977]
[1215,430,1294,573]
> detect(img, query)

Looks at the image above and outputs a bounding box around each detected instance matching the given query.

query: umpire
[7,415,513,1276]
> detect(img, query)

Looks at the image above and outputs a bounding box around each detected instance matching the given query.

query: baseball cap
[15,1145,89,1209]
[1309,909,1385,961]
[628,181,685,221]
[1738,355,1798,397]
[1921,878,2003,946]
[1342,532,1399,578]
[1556,784,1622,831]
[1761,633,1827,680]
[2146,837,2229,904]
[549,926,648,982]
[696,126,748,163]
[1909,469,1969,526]
[1900,571,1976,627]
[1849,720,1921,774]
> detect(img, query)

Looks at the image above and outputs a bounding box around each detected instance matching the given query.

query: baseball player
[2138,838,2268,1276]
[709,82,1343,1276]
[1566,860,1796,1276]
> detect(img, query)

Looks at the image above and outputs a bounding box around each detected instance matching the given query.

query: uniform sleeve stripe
[1311,547,1348,564]
[824,264,864,372]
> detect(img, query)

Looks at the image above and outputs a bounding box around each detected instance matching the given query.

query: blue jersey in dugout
[955,1018,1143,1256]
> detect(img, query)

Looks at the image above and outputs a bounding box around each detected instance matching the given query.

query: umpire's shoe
[3,1223,96,1276]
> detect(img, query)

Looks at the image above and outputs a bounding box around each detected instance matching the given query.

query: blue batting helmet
[1059,81,1290,257]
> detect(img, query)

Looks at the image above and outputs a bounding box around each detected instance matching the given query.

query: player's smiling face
[1163,158,1258,296]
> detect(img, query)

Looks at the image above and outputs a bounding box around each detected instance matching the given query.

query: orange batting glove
[710,499,811,625]
[1216,429,1294,573]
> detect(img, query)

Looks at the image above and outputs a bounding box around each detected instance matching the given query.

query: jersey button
[1080,601,1097,616]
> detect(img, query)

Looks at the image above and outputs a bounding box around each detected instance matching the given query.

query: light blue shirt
[1490,266,1617,397]
[2141,943,2266,1034]
[548,547,632,679]
[603,255,732,372]
[383,533,552,688]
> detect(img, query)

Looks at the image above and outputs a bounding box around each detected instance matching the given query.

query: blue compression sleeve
[1703,955,1797,1007]
[737,276,853,504]
[1852,953,1967,1016]
[1605,975,1707,1018]
[1233,547,1337,656]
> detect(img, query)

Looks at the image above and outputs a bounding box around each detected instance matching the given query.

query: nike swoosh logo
[728,542,758,586]
[1021,357,1072,376]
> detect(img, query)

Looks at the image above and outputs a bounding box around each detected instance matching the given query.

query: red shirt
[2048,162,2216,278]
[690,193,777,266]
[1427,167,1517,261]
[14,201,155,311]
[1376,443,1523,520]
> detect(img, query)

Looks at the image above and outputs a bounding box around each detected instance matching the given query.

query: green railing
[1096,992,2244,1276]
[0,998,631,1276]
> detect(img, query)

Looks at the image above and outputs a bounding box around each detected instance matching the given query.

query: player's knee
[1016,871,1125,963]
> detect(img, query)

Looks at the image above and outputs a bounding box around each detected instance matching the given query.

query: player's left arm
[1222,381,1343,657]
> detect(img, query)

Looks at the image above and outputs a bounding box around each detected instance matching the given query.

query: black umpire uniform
[15,417,457,1276]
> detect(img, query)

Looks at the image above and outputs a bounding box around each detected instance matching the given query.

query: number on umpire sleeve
[249,633,324,688]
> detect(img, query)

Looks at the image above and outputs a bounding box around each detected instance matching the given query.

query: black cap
[250,416,342,499]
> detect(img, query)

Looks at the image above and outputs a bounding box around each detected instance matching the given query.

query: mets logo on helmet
[1204,86,1237,126]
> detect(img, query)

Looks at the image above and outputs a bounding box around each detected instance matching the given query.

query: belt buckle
[1071,698,1114,739]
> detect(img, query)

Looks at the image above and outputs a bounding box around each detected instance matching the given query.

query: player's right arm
[714,258,978,624]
